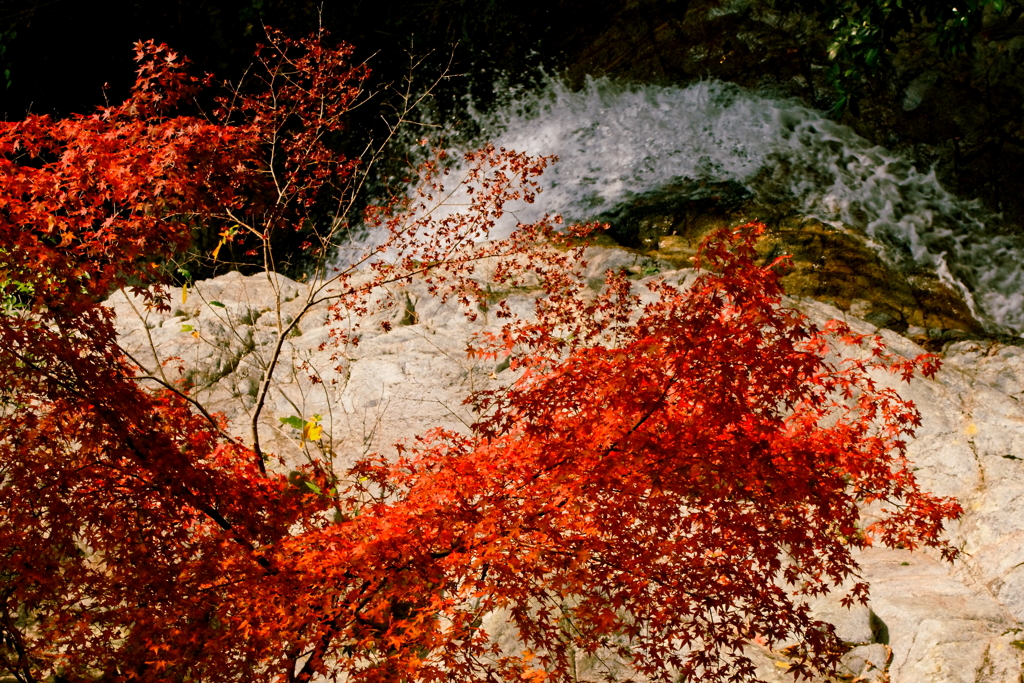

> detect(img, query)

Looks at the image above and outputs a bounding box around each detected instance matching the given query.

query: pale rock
[806,598,876,645]
[840,643,890,681]
[855,549,1021,683]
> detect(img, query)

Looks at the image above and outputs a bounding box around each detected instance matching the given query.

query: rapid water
[439,78,1024,334]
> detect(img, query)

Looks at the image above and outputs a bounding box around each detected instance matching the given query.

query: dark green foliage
[774,0,1023,113]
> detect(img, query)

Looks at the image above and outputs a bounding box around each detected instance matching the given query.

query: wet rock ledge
[595,186,990,350]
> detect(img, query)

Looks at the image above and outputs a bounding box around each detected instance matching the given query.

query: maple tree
[0,29,962,683]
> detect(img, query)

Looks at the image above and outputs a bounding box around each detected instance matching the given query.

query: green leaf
[304,480,322,495]
[279,415,304,430]
[209,301,226,308]
[180,324,194,332]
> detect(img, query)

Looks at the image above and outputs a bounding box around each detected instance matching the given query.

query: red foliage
[0,30,960,683]
[0,41,252,316]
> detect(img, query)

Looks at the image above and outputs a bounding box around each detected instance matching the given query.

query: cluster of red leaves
[0,41,253,317]
[210,28,370,261]
[304,225,960,683]
[0,28,961,683]
[0,310,313,680]
[0,32,355,682]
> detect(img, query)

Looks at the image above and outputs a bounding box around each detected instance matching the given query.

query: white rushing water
[440,77,1024,334]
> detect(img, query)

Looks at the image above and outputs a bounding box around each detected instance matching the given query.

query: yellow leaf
[191,331,199,339]
[211,239,225,263]
[182,283,188,304]
[302,421,323,443]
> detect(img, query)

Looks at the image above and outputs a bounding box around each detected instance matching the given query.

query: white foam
[444,77,1023,333]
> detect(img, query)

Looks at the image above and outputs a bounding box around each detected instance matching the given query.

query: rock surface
[598,188,986,344]
[106,247,1024,682]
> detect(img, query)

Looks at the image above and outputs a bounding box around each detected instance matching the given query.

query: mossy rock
[598,188,986,344]
[593,179,755,251]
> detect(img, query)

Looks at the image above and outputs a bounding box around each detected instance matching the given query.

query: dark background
[1,0,1023,234]
[0,0,627,119]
